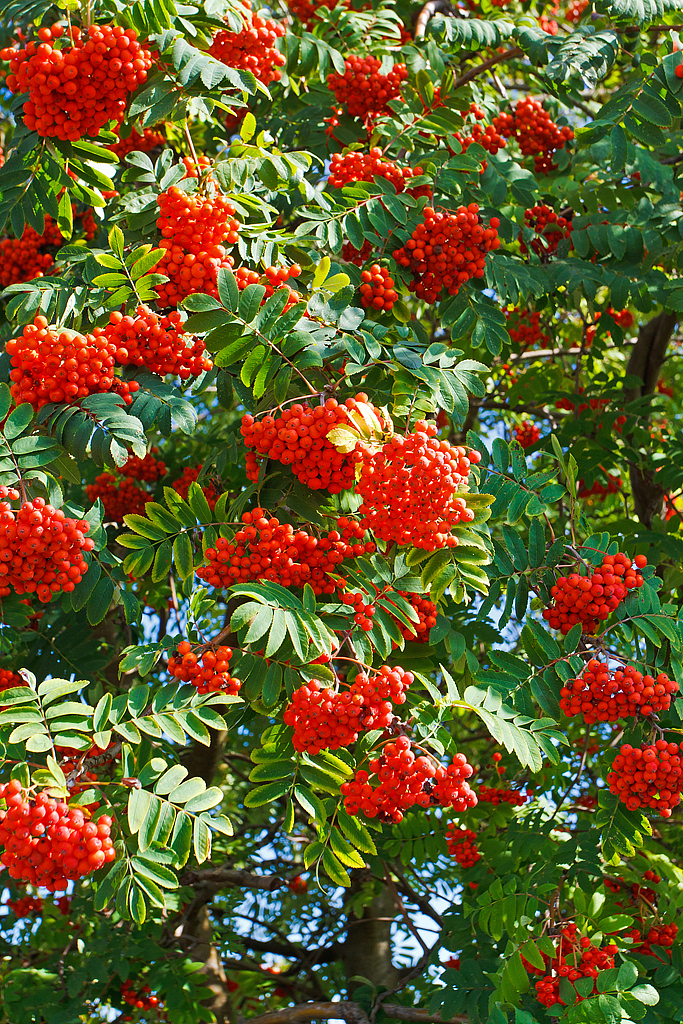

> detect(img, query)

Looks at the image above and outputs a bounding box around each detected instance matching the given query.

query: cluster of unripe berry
[284,666,412,755]
[493,99,574,174]
[607,740,682,817]
[0,491,93,603]
[341,739,477,823]
[560,660,678,723]
[7,894,43,917]
[0,780,115,891]
[155,179,240,307]
[327,56,408,121]
[209,0,286,86]
[240,394,385,494]
[445,824,480,867]
[542,553,646,635]
[6,315,141,410]
[328,148,429,196]
[168,642,241,695]
[359,265,397,312]
[533,925,618,1008]
[505,307,549,349]
[477,784,529,806]
[198,510,373,596]
[522,205,572,257]
[3,24,154,141]
[105,307,212,380]
[514,421,540,448]
[356,421,480,550]
[392,205,500,303]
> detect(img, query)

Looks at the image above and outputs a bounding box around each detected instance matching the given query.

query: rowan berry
[329,148,429,197]
[6,894,43,917]
[2,25,154,141]
[505,307,549,350]
[514,421,540,448]
[286,0,349,26]
[241,394,385,493]
[606,740,682,817]
[477,784,529,806]
[197,508,372,596]
[108,122,164,158]
[355,420,481,550]
[0,666,22,698]
[385,591,437,643]
[168,642,241,695]
[234,264,303,312]
[521,204,572,257]
[445,825,480,867]
[209,0,286,86]
[6,315,140,410]
[327,56,407,121]
[284,665,413,755]
[0,783,115,890]
[342,240,374,266]
[0,496,93,602]
[172,466,219,511]
[577,474,622,500]
[493,98,574,175]
[534,924,617,1007]
[392,205,500,303]
[105,306,212,380]
[120,448,167,482]
[85,473,150,523]
[543,552,646,635]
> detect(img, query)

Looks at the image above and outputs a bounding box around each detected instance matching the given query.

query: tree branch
[241,1003,467,1024]
[452,48,523,90]
[414,0,463,39]
[181,866,287,891]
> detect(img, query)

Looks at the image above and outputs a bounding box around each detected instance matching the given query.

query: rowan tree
[0,1,682,1023]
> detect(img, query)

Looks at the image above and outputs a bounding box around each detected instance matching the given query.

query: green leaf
[321,848,350,887]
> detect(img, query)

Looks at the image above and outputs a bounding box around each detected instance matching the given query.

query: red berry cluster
[341,589,377,631]
[578,474,622,500]
[209,0,285,86]
[445,825,480,867]
[514,421,540,448]
[566,0,589,22]
[560,660,677,723]
[0,492,93,603]
[342,239,374,266]
[6,315,140,410]
[168,642,241,696]
[555,388,626,432]
[506,307,549,349]
[356,420,481,550]
[0,667,22,697]
[121,448,167,482]
[341,738,476,823]
[607,740,682,817]
[284,666,413,755]
[521,205,572,257]
[586,307,635,346]
[328,148,429,196]
[477,784,529,806]
[0,225,54,288]
[3,24,153,141]
[241,394,385,493]
[360,265,397,312]
[7,894,43,917]
[172,466,219,510]
[0,780,115,891]
[121,979,162,1012]
[534,925,618,1007]
[627,922,678,958]
[542,553,646,635]
[493,99,574,174]
[391,591,437,643]
[327,56,408,121]
[86,473,150,523]
[392,205,500,303]
[234,263,303,312]
[105,306,212,380]
[286,0,349,26]
[155,182,240,307]
[198,509,373,596]
[288,875,307,893]
[108,123,164,158]
[453,104,507,164]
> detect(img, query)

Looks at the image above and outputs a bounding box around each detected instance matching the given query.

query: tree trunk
[624,312,678,527]
[343,877,400,991]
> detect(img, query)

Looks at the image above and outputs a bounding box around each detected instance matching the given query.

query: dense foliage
[1,1,683,1023]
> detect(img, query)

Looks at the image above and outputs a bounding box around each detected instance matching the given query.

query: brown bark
[343,876,400,991]
[183,904,234,1024]
[240,1002,467,1024]
[624,312,678,527]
